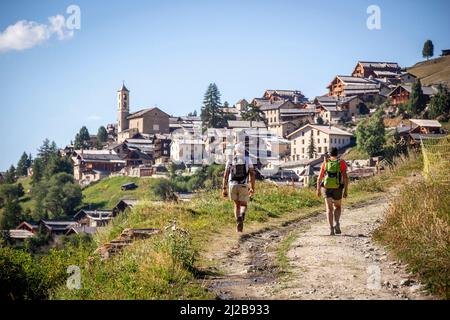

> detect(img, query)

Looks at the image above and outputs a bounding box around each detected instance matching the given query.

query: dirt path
[205,197,433,300]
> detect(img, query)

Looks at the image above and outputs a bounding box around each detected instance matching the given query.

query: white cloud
[87,115,101,121]
[0,15,73,53]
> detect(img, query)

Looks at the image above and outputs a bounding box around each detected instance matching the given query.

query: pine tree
[0,200,22,230]
[241,103,266,123]
[16,152,30,176]
[200,83,226,131]
[97,126,108,143]
[307,133,316,159]
[408,79,426,116]
[422,40,434,60]
[428,84,450,119]
[31,158,44,185]
[4,165,17,184]
[74,126,91,149]
[316,116,324,125]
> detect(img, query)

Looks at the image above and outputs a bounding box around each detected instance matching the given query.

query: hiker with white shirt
[222,143,256,232]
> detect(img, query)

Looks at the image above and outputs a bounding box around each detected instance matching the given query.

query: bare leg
[325,197,334,228]
[240,202,248,221]
[333,200,342,225]
[233,200,241,221]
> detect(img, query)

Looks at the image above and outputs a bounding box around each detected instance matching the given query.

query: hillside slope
[82,176,158,209]
[407,55,450,86]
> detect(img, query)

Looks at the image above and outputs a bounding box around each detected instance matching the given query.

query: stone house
[287,124,353,161]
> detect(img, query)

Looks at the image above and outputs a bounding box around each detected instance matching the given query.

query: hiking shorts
[321,187,343,201]
[229,184,249,202]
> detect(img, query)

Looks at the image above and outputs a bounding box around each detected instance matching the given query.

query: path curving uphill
[205,198,434,300]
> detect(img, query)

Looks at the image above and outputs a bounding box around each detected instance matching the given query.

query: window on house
[317,138,320,143]
[324,138,327,143]
[325,146,328,153]
[153,124,160,131]
[318,147,322,153]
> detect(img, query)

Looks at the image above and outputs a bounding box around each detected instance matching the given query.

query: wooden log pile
[94,228,161,260]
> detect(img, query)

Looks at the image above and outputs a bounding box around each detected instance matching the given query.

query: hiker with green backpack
[222,143,256,233]
[316,147,349,236]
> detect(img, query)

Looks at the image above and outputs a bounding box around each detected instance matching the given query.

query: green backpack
[323,160,342,189]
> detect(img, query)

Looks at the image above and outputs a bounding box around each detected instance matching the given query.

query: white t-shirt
[226,156,254,185]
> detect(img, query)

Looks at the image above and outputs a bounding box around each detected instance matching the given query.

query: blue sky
[0,0,449,170]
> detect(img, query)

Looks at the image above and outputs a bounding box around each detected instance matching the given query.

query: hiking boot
[236,216,244,233]
[330,227,335,236]
[335,223,341,234]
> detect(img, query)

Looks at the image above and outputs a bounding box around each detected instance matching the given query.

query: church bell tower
[117,82,129,133]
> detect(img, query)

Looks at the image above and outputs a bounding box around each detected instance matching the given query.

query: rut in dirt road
[206,198,434,300]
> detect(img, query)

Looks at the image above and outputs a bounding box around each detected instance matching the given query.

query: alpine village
[1,42,449,300]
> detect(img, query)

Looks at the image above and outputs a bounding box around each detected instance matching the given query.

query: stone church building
[117,83,170,142]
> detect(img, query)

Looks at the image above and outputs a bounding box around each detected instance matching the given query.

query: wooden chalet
[39,219,78,237]
[388,85,437,106]
[16,221,39,234]
[352,61,401,79]
[65,226,97,236]
[1,229,34,247]
[74,209,114,227]
[113,199,140,215]
[314,95,362,124]
[71,150,126,184]
[251,99,313,137]
[327,75,381,97]
[262,89,307,104]
[393,119,447,148]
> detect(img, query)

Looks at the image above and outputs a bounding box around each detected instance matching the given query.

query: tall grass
[374,180,450,299]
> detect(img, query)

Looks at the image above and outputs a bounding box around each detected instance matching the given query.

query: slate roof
[358,61,401,69]
[227,120,267,128]
[118,83,129,92]
[66,226,97,235]
[74,209,114,220]
[409,119,442,128]
[76,151,126,163]
[388,85,438,97]
[7,230,35,239]
[127,107,169,120]
[287,124,353,139]
[40,220,78,231]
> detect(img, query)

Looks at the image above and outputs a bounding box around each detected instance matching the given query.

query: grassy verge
[374,180,450,299]
[277,231,298,273]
